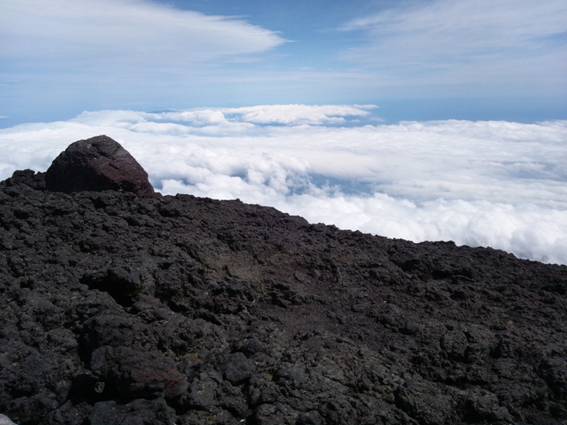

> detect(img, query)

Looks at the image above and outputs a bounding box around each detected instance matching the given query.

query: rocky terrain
[1,136,566,425]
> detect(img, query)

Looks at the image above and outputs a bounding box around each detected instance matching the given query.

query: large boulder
[45,135,154,196]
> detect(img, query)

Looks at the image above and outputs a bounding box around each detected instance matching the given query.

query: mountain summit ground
[1,137,566,425]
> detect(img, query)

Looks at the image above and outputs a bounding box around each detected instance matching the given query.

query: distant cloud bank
[1,105,567,265]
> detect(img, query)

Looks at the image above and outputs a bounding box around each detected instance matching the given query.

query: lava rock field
[1,147,566,425]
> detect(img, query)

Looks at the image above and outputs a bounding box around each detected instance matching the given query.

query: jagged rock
[89,346,188,400]
[45,135,154,196]
[3,169,46,190]
[88,399,176,425]
[80,267,149,307]
[221,352,256,384]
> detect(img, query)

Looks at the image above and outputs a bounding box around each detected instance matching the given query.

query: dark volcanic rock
[89,346,188,400]
[45,135,154,196]
[1,147,567,425]
[3,169,46,191]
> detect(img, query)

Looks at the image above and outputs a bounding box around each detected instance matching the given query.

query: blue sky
[1,0,566,126]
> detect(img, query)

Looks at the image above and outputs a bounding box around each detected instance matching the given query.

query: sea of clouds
[1,105,566,265]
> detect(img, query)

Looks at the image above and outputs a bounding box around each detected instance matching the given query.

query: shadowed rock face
[45,135,154,196]
[1,142,566,425]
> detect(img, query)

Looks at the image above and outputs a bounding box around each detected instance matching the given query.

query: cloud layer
[1,105,567,265]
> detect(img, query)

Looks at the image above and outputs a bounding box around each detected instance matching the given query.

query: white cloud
[340,0,567,93]
[0,0,284,66]
[1,106,567,265]
[218,105,378,126]
[342,0,567,45]
[72,104,379,131]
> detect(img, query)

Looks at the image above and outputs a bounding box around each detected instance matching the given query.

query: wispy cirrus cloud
[340,0,567,94]
[0,0,285,66]
[0,0,289,125]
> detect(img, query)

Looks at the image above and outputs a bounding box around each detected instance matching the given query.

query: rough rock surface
[1,166,566,425]
[45,135,154,196]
